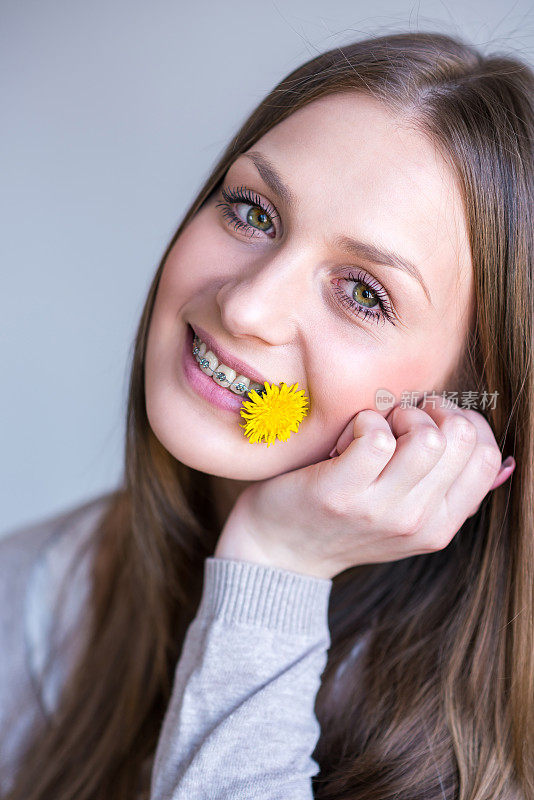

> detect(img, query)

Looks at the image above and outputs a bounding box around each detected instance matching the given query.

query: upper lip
[190,322,270,386]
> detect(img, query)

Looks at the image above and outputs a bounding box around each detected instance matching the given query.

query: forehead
[237,93,473,309]
[255,93,459,212]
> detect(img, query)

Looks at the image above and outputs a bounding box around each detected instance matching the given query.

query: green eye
[352,280,379,309]
[216,185,278,239]
[242,205,273,232]
[332,271,395,326]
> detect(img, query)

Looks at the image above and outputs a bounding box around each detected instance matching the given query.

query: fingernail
[328,446,338,458]
[490,458,516,490]
[336,424,356,456]
[501,456,515,471]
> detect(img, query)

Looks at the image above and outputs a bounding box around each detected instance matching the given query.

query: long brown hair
[5,29,533,800]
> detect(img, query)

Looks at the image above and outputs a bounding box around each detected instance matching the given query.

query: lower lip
[181,323,249,413]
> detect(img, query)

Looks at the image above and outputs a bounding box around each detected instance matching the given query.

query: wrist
[215,491,332,579]
[215,492,282,567]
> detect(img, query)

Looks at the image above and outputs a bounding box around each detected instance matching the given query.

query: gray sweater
[0,494,336,799]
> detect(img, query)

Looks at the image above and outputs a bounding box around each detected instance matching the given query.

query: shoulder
[0,493,112,791]
[0,495,112,658]
[0,492,114,678]
[0,494,111,722]
[0,494,111,650]
[0,493,112,573]
[23,494,112,713]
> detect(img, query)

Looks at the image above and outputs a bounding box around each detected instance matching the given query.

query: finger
[328,409,397,491]
[371,403,448,495]
[376,398,485,534]
[421,403,503,528]
[467,458,514,518]
[332,409,381,457]
[467,459,514,518]
[489,456,515,490]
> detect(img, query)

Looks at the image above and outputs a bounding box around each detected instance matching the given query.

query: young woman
[1,29,532,800]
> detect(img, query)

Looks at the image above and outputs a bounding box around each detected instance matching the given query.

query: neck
[210,475,254,531]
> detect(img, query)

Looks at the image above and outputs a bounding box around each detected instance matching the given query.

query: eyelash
[216,185,396,327]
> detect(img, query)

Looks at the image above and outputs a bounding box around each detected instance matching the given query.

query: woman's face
[145,92,474,483]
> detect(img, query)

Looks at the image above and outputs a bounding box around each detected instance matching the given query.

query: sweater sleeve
[149,556,333,800]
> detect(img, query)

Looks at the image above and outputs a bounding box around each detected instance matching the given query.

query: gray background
[2,0,533,537]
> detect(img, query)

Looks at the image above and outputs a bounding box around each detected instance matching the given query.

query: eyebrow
[240,150,433,306]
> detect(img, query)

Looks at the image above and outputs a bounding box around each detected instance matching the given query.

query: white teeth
[198,349,218,375]
[212,363,237,388]
[192,332,265,397]
[194,341,206,362]
[229,375,250,395]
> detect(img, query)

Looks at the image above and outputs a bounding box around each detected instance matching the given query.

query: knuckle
[467,502,482,519]
[412,424,446,453]
[368,429,396,454]
[397,508,425,536]
[478,444,501,475]
[428,529,453,552]
[444,416,477,445]
[322,483,357,517]
[323,489,349,516]
[360,508,381,531]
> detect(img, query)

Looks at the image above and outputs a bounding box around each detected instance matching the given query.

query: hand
[215,396,515,579]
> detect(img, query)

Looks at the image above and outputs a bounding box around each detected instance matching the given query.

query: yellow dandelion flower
[239,381,310,447]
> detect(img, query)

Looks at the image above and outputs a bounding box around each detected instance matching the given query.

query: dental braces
[192,339,267,399]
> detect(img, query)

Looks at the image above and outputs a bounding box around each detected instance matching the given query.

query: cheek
[310,341,444,422]
[385,354,436,393]
[157,209,225,302]
[308,348,389,418]
[371,339,461,402]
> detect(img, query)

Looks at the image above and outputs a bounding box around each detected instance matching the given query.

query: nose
[215,250,304,345]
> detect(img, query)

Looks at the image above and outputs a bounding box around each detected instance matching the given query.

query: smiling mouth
[189,325,268,399]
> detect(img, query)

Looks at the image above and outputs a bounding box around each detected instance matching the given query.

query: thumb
[328,417,357,458]
[325,409,397,492]
[335,418,359,456]
[329,409,392,457]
